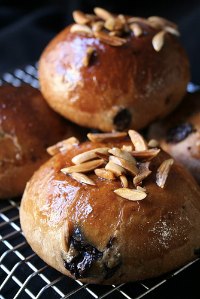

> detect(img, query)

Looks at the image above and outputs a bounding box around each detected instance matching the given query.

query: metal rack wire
[0,65,200,299]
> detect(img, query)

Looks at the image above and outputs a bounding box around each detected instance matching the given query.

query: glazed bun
[20,131,200,284]
[38,8,190,132]
[148,91,200,183]
[0,84,84,199]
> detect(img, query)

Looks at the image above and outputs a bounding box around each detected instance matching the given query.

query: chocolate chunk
[63,228,103,279]
[113,108,132,131]
[166,123,195,143]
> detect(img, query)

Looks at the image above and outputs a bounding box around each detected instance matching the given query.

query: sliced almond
[148,16,177,30]
[109,30,123,37]
[82,47,96,67]
[114,188,147,201]
[164,26,180,36]
[109,156,138,176]
[95,168,116,180]
[127,17,149,25]
[73,10,90,25]
[70,24,93,36]
[128,130,148,151]
[130,23,143,37]
[152,30,166,52]
[61,159,104,174]
[72,147,109,164]
[94,31,127,46]
[148,139,159,148]
[94,7,113,21]
[120,175,128,188]
[47,137,79,156]
[156,158,174,188]
[95,151,109,162]
[87,132,127,143]
[92,21,104,32]
[121,145,133,152]
[131,148,160,160]
[133,162,152,186]
[70,172,95,185]
[105,161,126,177]
[137,186,146,192]
[104,16,125,31]
[109,147,136,164]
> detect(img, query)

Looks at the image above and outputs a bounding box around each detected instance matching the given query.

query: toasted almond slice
[70,172,95,185]
[114,188,147,201]
[82,47,96,67]
[137,186,146,192]
[109,30,123,37]
[94,31,127,46]
[72,147,109,164]
[133,162,152,186]
[94,7,113,21]
[61,159,104,174]
[73,10,90,25]
[70,24,93,35]
[104,17,116,31]
[121,145,133,152]
[148,139,159,148]
[95,151,109,162]
[95,168,116,180]
[148,16,178,30]
[92,21,104,32]
[87,132,127,142]
[109,147,136,164]
[128,130,148,151]
[164,26,180,36]
[131,148,160,160]
[109,156,138,176]
[152,30,166,52]
[127,17,149,25]
[105,161,126,177]
[120,175,128,188]
[130,23,143,37]
[47,137,79,156]
[156,158,174,188]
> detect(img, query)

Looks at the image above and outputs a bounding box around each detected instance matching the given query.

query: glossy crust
[148,91,200,183]
[38,22,190,132]
[0,85,84,199]
[20,140,200,284]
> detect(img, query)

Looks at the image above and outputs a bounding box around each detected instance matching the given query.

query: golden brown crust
[0,84,85,199]
[20,138,200,284]
[148,91,200,183]
[38,14,190,132]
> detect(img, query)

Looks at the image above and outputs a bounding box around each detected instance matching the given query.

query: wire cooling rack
[0,65,200,299]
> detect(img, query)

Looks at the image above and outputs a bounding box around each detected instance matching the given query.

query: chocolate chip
[166,123,195,143]
[113,108,132,131]
[63,227,103,279]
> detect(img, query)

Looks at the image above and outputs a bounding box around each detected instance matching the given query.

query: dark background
[1,0,200,83]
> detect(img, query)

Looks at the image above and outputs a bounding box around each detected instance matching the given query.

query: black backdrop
[1,0,200,83]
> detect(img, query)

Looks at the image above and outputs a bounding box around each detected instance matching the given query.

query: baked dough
[38,8,190,132]
[20,131,200,284]
[0,84,84,199]
[148,91,200,183]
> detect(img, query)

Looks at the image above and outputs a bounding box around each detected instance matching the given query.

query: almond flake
[128,130,148,151]
[120,175,128,188]
[148,16,177,30]
[114,188,147,201]
[137,186,146,192]
[130,23,143,37]
[105,161,126,177]
[131,148,160,160]
[164,26,180,36]
[82,47,96,67]
[94,7,113,21]
[70,172,95,185]
[92,21,104,32]
[121,145,133,152]
[109,147,136,164]
[94,31,127,46]
[72,147,109,164]
[61,159,104,174]
[73,10,90,25]
[156,158,174,188]
[70,24,93,36]
[148,139,159,148]
[87,132,127,143]
[95,168,116,180]
[152,30,166,52]
[109,156,138,176]
[133,162,152,186]
[47,137,79,156]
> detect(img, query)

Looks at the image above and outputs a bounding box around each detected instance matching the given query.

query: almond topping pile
[70,7,180,52]
[57,130,174,202]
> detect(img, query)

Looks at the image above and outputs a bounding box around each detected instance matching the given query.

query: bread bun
[20,131,200,284]
[0,84,84,199]
[148,91,200,183]
[38,8,190,132]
